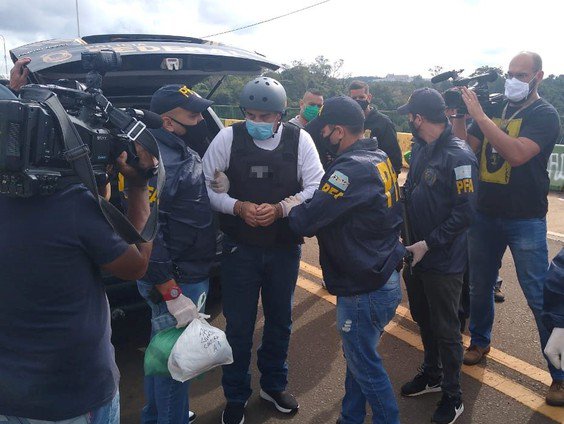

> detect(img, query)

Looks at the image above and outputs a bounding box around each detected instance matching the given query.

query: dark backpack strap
[21,86,165,244]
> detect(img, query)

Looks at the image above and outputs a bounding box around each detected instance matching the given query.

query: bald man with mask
[453,51,563,406]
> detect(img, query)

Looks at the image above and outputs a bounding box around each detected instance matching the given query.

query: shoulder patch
[328,170,350,191]
[454,165,472,180]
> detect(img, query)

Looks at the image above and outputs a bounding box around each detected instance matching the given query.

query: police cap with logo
[150,84,214,114]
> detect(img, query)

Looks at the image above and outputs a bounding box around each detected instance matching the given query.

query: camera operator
[398,88,478,424]
[452,51,563,406]
[0,101,156,424]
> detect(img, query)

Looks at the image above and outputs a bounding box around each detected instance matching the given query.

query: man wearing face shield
[287,96,406,424]
[288,89,324,129]
[135,84,217,424]
[202,77,324,424]
[452,52,563,406]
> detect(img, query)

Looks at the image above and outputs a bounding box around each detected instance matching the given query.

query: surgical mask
[246,120,275,140]
[504,73,536,103]
[322,128,340,155]
[302,105,320,122]
[355,99,370,111]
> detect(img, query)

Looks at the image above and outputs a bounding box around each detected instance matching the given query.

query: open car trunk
[10,34,280,107]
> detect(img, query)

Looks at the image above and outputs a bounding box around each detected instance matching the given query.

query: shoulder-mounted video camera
[431,69,504,117]
[0,49,162,198]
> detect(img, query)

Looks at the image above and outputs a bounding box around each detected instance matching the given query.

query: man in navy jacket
[398,88,478,424]
[288,96,405,424]
[137,84,216,424]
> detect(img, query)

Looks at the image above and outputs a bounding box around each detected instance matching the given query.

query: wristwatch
[162,285,182,301]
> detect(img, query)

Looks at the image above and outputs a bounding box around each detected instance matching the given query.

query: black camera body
[0,50,151,197]
[432,69,504,117]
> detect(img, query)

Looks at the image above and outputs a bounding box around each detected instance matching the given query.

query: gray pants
[404,269,464,398]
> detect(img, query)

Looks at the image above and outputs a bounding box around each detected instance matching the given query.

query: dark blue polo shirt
[0,185,129,420]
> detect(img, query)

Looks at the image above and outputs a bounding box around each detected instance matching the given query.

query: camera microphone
[126,108,163,129]
[431,69,463,84]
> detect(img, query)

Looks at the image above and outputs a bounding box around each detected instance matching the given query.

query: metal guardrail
[213,105,564,191]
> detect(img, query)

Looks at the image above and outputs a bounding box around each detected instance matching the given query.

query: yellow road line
[296,273,564,423]
[300,261,552,386]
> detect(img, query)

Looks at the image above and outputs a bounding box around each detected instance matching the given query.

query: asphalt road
[113,237,564,424]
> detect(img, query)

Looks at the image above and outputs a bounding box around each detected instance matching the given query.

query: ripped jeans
[336,271,401,424]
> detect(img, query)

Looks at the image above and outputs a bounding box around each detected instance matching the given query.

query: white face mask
[504,73,536,103]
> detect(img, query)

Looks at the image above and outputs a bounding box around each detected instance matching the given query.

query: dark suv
[9,34,279,318]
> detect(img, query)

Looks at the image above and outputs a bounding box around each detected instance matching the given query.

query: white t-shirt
[202,123,324,217]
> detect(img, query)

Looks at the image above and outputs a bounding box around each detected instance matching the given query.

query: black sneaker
[260,389,299,413]
[222,402,245,424]
[494,285,505,303]
[432,394,464,424]
[401,369,442,396]
[189,410,197,423]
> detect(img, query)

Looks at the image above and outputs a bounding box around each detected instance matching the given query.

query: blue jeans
[0,392,120,424]
[137,279,209,424]
[468,212,564,381]
[220,237,301,403]
[337,272,402,424]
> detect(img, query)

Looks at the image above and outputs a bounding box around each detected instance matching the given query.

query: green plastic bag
[144,326,184,376]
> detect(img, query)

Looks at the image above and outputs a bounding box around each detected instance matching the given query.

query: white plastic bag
[168,316,233,382]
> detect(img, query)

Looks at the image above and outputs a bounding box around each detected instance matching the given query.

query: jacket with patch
[289,138,406,296]
[404,124,478,274]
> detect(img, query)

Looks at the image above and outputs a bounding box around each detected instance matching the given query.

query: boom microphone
[431,69,463,84]
[456,70,498,86]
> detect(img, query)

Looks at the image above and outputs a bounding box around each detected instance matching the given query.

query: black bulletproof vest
[220,122,303,247]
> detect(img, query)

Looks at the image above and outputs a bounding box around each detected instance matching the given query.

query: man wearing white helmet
[203,76,324,424]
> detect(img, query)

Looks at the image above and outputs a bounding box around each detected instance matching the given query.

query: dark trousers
[220,236,301,403]
[404,268,464,397]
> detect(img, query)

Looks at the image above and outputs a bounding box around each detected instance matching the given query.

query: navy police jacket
[543,248,564,331]
[289,138,406,296]
[404,124,478,274]
[144,128,216,285]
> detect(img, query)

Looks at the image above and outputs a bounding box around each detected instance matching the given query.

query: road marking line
[296,274,564,423]
[300,261,552,386]
[548,231,564,242]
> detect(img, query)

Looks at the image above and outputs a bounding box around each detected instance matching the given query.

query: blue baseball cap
[150,84,214,114]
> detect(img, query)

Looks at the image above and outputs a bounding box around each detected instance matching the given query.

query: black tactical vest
[220,122,303,247]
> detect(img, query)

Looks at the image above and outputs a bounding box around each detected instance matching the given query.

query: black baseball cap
[150,84,214,114]
[317,95,365,127]
[397,88,446,120]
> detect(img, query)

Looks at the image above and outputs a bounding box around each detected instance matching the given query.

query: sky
[0,0,562,79]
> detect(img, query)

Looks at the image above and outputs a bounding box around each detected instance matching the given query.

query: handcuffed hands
[279,195,303,217]
[211,170,230,193]
[166,294,199,328]
[405,240,429,268]
[545,327,564,370]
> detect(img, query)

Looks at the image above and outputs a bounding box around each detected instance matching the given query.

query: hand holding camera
[116,143,159,187]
